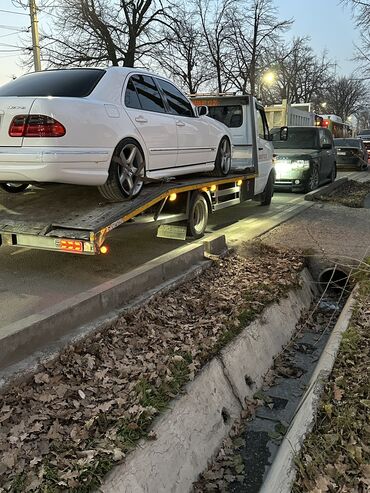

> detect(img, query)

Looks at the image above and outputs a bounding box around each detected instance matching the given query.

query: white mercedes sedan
[0,68,232,201]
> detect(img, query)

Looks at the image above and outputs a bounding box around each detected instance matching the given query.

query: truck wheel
[187,193,209,239]
[209,137,231,177]
[304,164,319,193]
[0,183,29,193]
[259,171,274,206]
[98,138,144,202]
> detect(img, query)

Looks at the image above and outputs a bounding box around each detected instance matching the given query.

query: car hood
[274,148,320,160]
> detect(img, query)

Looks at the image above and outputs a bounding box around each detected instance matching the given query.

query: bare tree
[263,37,335,104]
[196,0,235,93]
[226,0,291,96]
[342,0,370,76]
[322,76,368,121]
[153,6,213,94]
[14,0,168,68]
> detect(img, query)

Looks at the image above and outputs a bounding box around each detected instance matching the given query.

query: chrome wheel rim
[193,199,208,235]
[6,183,25,188]
[118,143,144,196]
[220,139,231,174]
[309,167,319,190]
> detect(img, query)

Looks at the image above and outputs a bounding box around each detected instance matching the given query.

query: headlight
[292,160,310,169]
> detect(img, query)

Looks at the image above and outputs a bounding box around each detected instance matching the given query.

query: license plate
[338,151,346,155]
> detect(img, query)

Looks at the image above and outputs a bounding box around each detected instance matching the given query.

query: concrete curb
[259,285,358,493]
[1,239,226,371]
[304,177,348,202]
[100,269,315,493]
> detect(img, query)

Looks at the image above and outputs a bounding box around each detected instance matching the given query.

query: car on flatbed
[0,67,232,201]
[271,126,337,192]
[334,138,368,170]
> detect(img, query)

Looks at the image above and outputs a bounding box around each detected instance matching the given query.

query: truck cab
[191,95,275,197]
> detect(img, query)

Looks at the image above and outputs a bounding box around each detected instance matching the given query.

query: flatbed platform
[0,172,255,254]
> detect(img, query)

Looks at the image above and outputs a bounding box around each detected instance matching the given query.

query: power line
[0,9,28,16]
[0,24,28,31]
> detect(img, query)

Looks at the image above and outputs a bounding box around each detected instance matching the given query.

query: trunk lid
[0,97,36,147]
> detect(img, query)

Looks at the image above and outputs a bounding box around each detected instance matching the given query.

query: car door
[255,105,274,194]
[155,78,213,168]
[123,74,178,171]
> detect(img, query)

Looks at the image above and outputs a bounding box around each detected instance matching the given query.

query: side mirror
[197,105,209,117]
[322,143,332,149]
[280,126,288,141]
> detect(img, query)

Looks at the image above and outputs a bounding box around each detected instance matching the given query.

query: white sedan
[0,67,232,201]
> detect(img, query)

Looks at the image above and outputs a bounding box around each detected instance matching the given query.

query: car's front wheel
[304,164,320,193]
[209,137,231,177]
[0,183,29,193]
[98,138,145,202]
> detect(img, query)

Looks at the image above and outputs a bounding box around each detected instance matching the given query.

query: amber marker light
[210,185,217,192]
[100,245,109,255]
[237,179,243,186]
[169,193,177,201]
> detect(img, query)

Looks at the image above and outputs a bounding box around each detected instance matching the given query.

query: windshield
[0,69,106,97]
[272,127,318,149]
[358,129,370,136]
[334,139,361,148]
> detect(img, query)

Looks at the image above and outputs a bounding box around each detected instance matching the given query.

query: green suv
[272,126,337,193]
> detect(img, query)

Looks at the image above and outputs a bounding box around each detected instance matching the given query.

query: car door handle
[135,116,148,123]
[176,120,186,127]
[258,147,263,151]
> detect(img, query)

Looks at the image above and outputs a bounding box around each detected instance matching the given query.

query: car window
[125,77,141,109]
[208,105,243,128]
[256,107,269,140]
[0,69,105,97]
[272,127,318,149]
[131,75,166,113]
[156,79,194,117]
[319,129,332,147]
[334,139,361,148]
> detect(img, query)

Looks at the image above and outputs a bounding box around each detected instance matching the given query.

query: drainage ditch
[193,265,351,493]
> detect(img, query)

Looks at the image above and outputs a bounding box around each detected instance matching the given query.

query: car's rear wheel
[0,183,29,193]
[209,137,231,177]
[330,162,337,182]
[98,138,144,202]
[304,164,320,193]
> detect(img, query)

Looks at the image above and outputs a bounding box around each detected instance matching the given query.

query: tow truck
[0,95,278,255]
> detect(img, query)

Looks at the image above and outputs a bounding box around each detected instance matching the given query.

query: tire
[187,193,209,239]
[330,162,337,183]
[304,164,320,193]
[259,171,275,206]
[0,183,29,193]
[209,137,231,177]
[98,138,145,202]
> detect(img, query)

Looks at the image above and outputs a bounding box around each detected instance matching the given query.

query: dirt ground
[260,202,370,268]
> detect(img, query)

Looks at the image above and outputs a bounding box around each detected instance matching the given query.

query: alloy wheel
[118,143,144,196]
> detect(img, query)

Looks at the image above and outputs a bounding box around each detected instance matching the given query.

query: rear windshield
[272,127,318,149]
[334,138,361,148]
[358,129,370,135]
[0,69,106,97]
[208,105,243,128]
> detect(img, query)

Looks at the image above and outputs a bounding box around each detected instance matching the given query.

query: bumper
[336,157,362,168]
[0,147,112,185]
[274,167,310,191]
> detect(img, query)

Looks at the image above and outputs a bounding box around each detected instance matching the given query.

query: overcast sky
[0,0,362,86]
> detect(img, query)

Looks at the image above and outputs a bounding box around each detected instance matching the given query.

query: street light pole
[29,0,41,72]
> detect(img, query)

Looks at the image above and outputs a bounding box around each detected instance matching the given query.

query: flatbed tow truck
[0,94,277,255]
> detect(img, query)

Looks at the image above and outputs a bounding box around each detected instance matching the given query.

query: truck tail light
[59,240,83,252]
[9,115,66,137]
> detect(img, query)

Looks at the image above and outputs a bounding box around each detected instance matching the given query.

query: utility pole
[29,0,41,71]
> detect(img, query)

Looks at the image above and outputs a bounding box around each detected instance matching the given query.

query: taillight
[9,114,66,138]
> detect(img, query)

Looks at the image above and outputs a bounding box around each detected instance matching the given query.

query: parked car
[334,138,368,170]
[358,128,370,160]
[0,68,232,201]
[271,126,337,193]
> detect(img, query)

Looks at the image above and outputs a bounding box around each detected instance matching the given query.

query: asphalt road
[0,170,365,330]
